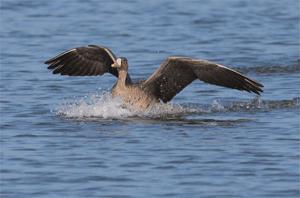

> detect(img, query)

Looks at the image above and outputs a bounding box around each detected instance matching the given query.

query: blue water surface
[1,0,300,197]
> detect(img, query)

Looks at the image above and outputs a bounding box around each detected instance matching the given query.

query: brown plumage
[45,45,264,109]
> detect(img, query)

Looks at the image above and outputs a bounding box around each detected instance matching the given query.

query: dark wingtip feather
[44,49,76,64]
[254,81,264,88]
[252,86,263,95]
[45,56,59,64]
[253,90,260,95]
[47,65,54,69]
[52,68,61,74]
[44,58,55,64]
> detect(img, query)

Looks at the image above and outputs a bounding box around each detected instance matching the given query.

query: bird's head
[111,57,128,71]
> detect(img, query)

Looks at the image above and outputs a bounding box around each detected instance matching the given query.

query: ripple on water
[235,63,300,74]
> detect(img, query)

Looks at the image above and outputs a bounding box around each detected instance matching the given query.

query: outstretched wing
[142,57,264,103]
[45,45,118,77]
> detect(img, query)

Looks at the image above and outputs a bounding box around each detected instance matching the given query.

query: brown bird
[45,45,263,109]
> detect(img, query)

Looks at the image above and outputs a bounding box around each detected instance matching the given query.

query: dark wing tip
[257,82,264,88]
[244,78,264,95]
[44,48,76,65]
[254,89,261,95]
[45,58,56,64]
[187,59,265,96]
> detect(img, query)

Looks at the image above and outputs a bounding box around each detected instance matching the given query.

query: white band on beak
[117,58,122,66]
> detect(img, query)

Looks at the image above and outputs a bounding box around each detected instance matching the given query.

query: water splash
[56,92,200,120]
[211,99,226,112]
[56,92,300,120]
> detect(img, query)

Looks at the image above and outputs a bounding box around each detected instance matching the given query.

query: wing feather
[45,45,118,77]
[142,57,263,102]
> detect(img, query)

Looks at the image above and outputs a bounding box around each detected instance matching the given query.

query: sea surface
[1,0,300,197]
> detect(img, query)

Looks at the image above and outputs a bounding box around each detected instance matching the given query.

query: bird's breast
[111,85,157,109]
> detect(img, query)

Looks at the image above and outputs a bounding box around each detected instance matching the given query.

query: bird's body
[111,70,157,109]
[45,45,264,109]
[112,83,157,109]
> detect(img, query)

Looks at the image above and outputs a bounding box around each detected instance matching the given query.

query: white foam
[56,92,200,119]
[211,99,225,112]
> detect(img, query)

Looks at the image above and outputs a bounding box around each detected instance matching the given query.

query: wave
[56,92,299,120]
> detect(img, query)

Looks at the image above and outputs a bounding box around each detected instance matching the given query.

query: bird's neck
[117,70,128,88]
